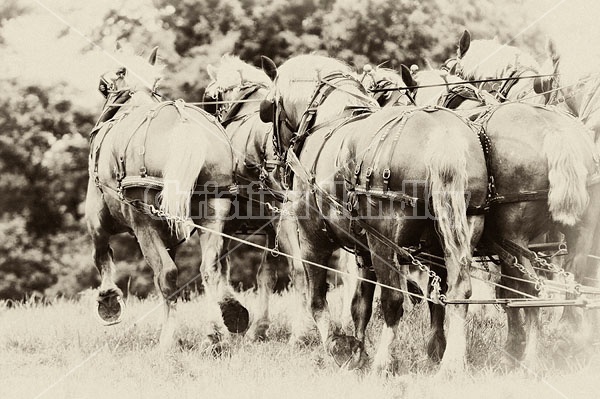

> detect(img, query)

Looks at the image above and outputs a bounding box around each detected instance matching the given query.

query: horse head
[205,55,272,115]
[260,54,377,159]
[448,30,543,103]
[361,64,414,107]
[96,46,162,122]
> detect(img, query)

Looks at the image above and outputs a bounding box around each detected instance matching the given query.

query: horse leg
[132,219,179,350]
[199,198,249,342]
[517,254,542,370]
[496,265,526,365]
[85,182,124,324]
[275,205,312,342]
[498,248,541,369]
[351,251,376,347]
[254,229,278,341]
[368,239,404,375]
[296,226,360,365]
[426,267,447,363]
[558,223,597,351]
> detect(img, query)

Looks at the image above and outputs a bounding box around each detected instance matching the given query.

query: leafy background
[0,0,591,299]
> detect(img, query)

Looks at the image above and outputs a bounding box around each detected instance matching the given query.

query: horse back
[92,102,233,189]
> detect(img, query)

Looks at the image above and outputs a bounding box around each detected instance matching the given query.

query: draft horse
[447,30,600,358]
[371,62,600,367]
[86,48,246,350]
[204,55,309,341]
[533,39,600,344]
[260,54,488,373]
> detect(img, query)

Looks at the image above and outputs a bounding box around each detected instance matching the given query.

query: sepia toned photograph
[1,0,599,398]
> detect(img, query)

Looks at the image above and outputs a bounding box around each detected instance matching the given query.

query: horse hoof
[96,291,125,325]
[327,335,369,370]
[426,332,446,363]
[201,333,229,357]
[219,297,249,334]
[254,322,269,342]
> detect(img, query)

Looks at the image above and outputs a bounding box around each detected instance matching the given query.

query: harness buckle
[353,162,362,185]
[382,168,391,191]
[365,167,373,191]
[139,166,147,178]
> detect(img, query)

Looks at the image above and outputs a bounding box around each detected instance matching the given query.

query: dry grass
[1,287,599,399]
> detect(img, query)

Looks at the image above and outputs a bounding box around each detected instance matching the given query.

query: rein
[369,73,558,93]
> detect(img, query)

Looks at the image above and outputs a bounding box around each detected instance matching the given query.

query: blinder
[98,68,127,99]
[260,96,288,160]
[259,98,275,123]
[98,75,113,99]
[533,76,552,95]
[441,57,458,75]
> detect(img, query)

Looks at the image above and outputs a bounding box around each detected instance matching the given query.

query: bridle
[95,67,162,128]
[260,72,374,162]
[206,82,268,126]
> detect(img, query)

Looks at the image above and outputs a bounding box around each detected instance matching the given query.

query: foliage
[0,0,547,299]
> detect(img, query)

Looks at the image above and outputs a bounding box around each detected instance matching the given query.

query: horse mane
[212,54,272,89]
[277,54,376,120]
[412,69,463,106]
[113,50,164,93]
[458,39,540,80]
[372,67,403,86]
[545,41,600,86]
[416,69,463,85]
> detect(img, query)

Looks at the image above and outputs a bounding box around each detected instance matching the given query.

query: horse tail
[543,121,590,226]
[425,129,471,270]
[159,120,207,237]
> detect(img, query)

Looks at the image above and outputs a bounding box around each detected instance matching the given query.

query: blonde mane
[209,54,272,90]
[414,69,464,106]
[370,67,403,86]
[458,40,540,80]
[276,54,378,123]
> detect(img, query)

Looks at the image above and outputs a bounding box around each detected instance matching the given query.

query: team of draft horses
[86,30,600,374]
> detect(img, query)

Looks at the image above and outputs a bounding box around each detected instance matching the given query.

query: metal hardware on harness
[382,168,391,192]
[270,186,291,257]
[490,238,547,293]
[364,167,373,191]
[353,162,362,185]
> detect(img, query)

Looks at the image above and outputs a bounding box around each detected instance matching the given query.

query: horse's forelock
[458,40,540,80]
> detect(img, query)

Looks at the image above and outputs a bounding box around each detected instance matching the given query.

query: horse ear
[148,46,158,66]
[261,56,278,81]
[546,38,559,63]
[401,64,417,87]
[207,64,217,80]
[533,77,545,94]
[115,41,122,51]
[458,30,471,58]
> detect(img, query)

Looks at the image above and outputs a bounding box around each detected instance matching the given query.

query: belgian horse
[449,30,546,104]
[370,63,599,368]
[533,40,600,345]
[86,48,245,350]
[260,54,488,374]
[204,55,311,341]
[450,30,600,357]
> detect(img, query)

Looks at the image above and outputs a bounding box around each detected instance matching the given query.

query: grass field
[1,286,599,399]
